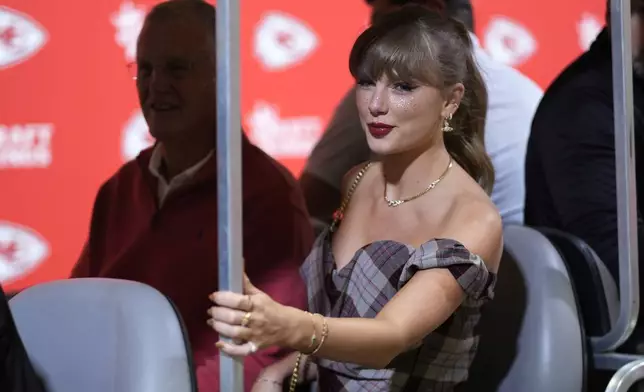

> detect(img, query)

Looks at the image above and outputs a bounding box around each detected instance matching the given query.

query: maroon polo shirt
[71,137,314,391]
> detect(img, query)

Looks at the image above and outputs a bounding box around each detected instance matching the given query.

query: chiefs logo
[253,11,319,71]
[483,16,537,67]
[0,221,49,284]
[0,6,48,70]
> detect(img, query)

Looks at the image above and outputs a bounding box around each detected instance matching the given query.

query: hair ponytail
[443,18,495,194]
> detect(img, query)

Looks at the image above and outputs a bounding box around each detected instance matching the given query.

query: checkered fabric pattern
[300,231,496,392]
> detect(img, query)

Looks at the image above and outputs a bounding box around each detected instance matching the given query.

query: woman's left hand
[208,274,301,357]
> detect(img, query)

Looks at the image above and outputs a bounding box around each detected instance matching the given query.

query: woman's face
[355,74,462,156]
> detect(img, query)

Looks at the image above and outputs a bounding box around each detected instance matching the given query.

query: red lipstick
[367,122,394,138]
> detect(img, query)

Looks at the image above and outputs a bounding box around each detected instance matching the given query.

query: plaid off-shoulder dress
[300,231,495,392]
[299,162,496,391]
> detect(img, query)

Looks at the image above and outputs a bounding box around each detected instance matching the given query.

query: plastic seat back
[9,278,197,392]
[536,227,619,336]
[466,225,585,391]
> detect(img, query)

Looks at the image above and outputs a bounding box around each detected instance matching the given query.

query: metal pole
[593,0,640,352]
[216,0,244,391]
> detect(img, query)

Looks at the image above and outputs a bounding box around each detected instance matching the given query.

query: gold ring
[241,312,252,327]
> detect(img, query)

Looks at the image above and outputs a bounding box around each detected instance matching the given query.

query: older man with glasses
[70,1,314,391]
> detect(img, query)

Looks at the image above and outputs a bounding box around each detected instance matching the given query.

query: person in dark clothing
[0,285,47,392]
[524,0,644,337]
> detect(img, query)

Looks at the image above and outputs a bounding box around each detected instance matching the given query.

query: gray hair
[145,0,216,34]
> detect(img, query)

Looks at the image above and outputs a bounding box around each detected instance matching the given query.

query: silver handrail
[216,0,244,391]
[605,359,644,391]
[593,0,640,353]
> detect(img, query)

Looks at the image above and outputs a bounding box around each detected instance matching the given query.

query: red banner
[0,0,606,290]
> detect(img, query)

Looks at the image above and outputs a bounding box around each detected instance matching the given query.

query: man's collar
[138,132,252,196]
[148,143,214,183]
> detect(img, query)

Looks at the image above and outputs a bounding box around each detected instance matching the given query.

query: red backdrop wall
[0,0,606,291]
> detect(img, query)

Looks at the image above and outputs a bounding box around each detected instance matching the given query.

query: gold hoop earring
[442,113,454,133]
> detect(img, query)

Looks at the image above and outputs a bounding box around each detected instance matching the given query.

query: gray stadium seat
[466,225,585,391]
[9,278,197,392]
[537,227,619,336]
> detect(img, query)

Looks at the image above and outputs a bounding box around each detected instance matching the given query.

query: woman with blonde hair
[208,5,502,391]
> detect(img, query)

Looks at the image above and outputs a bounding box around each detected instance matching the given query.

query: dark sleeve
[539,90,644,278]
[299,172,342,232]
[242,187,315,361]
[69,242,91,278]
[243,189,313,309]
[0,285,48,392]
[69,183,110,278]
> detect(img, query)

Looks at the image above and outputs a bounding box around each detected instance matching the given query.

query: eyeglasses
[126,60,195,81]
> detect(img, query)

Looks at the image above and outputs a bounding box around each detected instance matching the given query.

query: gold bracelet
[304,311,318,352]
[309,313,328,356]
[290,314,327,392]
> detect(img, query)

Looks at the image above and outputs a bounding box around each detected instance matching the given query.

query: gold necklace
[384,157,453,207]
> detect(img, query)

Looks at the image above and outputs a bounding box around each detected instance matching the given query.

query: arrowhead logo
[253,11,319,71]
[0,221,49,284]
[0,6,48,70]
[483,16,537,67]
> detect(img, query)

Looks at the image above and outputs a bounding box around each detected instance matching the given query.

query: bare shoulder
[444,189,503,271]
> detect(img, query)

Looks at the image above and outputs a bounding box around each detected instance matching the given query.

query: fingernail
[215,341,224,349]
[207,319,213,326]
